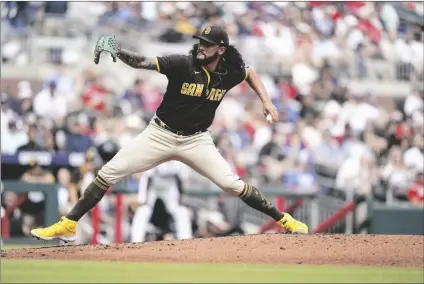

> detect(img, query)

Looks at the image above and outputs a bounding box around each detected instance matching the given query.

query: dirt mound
[3,234,423,267]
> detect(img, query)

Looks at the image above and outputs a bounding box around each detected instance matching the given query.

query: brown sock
[238,184,284,221]
[66,175,109,221]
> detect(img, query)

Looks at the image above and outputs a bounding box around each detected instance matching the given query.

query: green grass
[2,260,423,283]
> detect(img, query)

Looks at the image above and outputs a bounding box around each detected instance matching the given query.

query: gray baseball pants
[98,118,245,196]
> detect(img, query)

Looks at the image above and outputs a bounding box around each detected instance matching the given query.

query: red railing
[312,195,366,233]
[2,190,365,243]
[1,195,28,238]
[90,191,123,244]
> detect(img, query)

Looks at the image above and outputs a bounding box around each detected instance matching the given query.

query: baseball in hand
[266,114,274,124]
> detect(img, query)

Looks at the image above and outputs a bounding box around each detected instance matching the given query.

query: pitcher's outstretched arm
[117,48,158,70]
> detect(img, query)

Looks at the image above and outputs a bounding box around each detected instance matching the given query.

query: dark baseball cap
[193,26,229,46]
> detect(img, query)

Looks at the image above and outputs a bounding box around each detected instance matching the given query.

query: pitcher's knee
[217,177,245,196]
[98,161,128,185]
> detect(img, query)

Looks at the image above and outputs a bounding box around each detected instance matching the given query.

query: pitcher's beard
[195,51,219,65]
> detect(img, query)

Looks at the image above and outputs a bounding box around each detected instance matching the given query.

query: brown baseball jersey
[155,55,249,134]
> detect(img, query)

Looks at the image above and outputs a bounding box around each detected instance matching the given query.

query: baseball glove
[94,35,118,64]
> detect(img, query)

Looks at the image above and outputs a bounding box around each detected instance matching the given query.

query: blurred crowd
[2,1,424,201]
[1,1,423,242]
[1,68,423,205]
[100,2,424,81]
[3,2,424,79]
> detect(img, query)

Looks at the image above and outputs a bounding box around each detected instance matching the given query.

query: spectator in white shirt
[292,55,319,95]
[17,80,33,100]
[314,128,344,168]
[336,151,377,195]
[1,120,28,154]
[340,94,380,135]
[394,34,413,64]
[300,114,322,151]
[264,24,295,58]
[379,30,397,62]
[404,88,423,117]
[379,3,399,34]
[381,146,414,200]
[1,93,20,135]
[33,81,68,122]
[320,100,345,138]
[340,127,370,161]
[404,135,424,173]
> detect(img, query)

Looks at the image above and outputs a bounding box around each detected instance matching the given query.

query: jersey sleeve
[155,54,189,77]
[228,66,250,88]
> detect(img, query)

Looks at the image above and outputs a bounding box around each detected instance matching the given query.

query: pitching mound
[3,234,423,267]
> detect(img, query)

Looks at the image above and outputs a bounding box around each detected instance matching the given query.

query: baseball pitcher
[31,26,308,243]
[131,160,192,242]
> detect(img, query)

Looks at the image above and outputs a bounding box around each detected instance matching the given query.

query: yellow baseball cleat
[31,217,77,242]
[277,213,308,234]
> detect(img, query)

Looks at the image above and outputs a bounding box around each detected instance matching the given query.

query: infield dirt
[2,234,423,267]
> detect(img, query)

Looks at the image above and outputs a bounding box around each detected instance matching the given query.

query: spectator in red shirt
[279,77,298,100]
[357,17,381,44]
[82,77,110,113]
[408,171,424,206]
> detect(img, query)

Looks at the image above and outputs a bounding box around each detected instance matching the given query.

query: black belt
[154,118,206,136]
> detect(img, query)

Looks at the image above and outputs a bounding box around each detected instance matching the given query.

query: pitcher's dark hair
[190,43,246,69]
